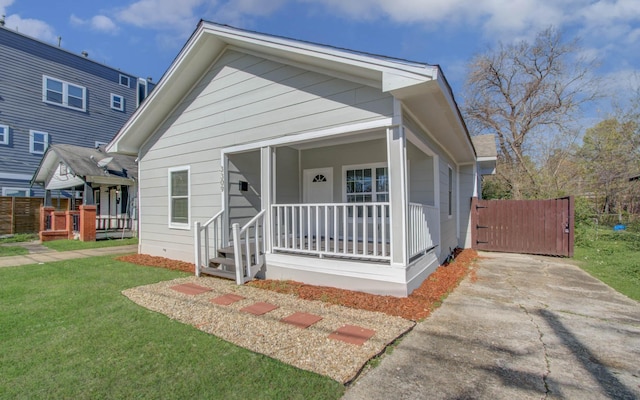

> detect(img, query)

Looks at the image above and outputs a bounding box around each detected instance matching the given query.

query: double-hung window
[29,130,49,154]
[345,164,389,203]
[43,76,86,111]
[110,94,124,111]
[448,166,453,217]
[0,125,8,145]
[344,164,389,218]
[168,166,190,229]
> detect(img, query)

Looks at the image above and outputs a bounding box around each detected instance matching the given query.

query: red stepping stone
[328,324,376,346]
[241,302,279,315]
[280,312,323,329]
[170,283,212,295]
[210,293,245,306]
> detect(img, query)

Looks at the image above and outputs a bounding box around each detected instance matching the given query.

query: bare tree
[463,27,599,199]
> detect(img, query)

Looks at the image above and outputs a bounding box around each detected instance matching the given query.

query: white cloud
[70,14,118,34]
[3,14,57,42]
[116,0,208,34]
[91,15,118,33]
[214,0,287,26]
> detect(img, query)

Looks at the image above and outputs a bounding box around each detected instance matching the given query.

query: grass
[0,246,29,257]
[0,233,37,244]
[42,237,139,251]
[0,257,344,399]
[574,226,640,301]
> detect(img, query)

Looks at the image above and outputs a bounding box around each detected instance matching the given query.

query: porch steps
[202,244,260,281]
[200,266,236,280]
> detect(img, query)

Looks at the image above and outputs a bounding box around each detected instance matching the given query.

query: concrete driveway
[343,251,640,400]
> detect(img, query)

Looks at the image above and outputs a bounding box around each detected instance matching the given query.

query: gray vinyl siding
[0,27,150,193]
[407,141,435,206]
[458,164,475,248]
[138,49,393,262]
[300,138,387,202]
[275,147,300,204]
[404,113,460,261]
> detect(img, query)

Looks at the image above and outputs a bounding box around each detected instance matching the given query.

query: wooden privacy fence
[471,196,574,257]
[0,197,70,235]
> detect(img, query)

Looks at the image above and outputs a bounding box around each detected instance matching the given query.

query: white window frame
[2,187,31,197]
[0,124,8,145]
[95,141,107,148]
[42,76,86,111]
[29,130,49,154]
[448,165,453,217]
[119,74,130,87]
[168,166,191,230]
[110,94,124,111]
[342,162,389,203]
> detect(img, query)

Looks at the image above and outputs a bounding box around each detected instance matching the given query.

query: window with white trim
[0,125,8,145]
[2,187,30,197]
[345,164,389,203]
[43,76,86,111]
[110,94,124,111]
[169,166,190,229]
[30,130,49,154]
[119,74,130,87]
[448,166,453,216]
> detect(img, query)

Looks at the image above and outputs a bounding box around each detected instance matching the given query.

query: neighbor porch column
[387,124,409,267]
[260,146,274,253]
[83,182,94,205]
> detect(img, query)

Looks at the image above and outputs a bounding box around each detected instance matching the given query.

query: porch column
[44,190,52,207]
[79,205,97,242]
[260,146,274,253]
[83,182,94,205]
[387,125,408,266]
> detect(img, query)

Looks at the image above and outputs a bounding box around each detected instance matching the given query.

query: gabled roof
[31,144,137,190]
[108,20,475,163]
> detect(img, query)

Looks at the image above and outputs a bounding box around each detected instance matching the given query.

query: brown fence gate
[471,196,574,257]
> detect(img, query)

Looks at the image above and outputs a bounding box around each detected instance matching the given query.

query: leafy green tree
[577,118,640,214]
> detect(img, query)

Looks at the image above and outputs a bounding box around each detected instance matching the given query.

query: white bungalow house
[107,21,491,297]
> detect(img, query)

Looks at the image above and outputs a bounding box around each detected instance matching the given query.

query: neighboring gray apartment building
[0,23,154,197]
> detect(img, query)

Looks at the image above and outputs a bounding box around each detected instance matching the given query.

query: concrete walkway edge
[0,244,138,268]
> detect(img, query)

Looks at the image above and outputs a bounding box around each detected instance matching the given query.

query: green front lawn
[0,257,344,399]
[42,237,139,251]
[574,227,640,301]
[0,246,29,257]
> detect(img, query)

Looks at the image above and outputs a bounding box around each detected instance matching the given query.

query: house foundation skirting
[264,250,439,297]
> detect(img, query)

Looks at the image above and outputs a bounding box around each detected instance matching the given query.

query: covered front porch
[195,124,445,296]
[31,144,138,242]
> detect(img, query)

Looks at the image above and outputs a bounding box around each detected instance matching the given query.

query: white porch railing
[409,203,440,258]
[271,203,391,261]
[231,210,265,285]
[194,210,225,277]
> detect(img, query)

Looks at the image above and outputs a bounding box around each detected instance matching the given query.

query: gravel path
[123,275,415,383]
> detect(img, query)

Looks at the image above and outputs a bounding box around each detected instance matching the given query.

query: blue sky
[2,0,639,119]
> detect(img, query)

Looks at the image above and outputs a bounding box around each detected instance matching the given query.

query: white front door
[303,168,333,203]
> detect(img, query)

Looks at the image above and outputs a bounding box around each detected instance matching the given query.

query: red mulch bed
[117,249,478,321]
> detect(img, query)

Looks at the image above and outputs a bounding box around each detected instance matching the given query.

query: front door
[302,168,333,243]
[303,168,333,203]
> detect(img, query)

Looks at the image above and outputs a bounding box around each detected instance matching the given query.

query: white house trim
[220,118,394,156]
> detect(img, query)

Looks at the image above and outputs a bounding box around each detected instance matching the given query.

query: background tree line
[463,27,640,221]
